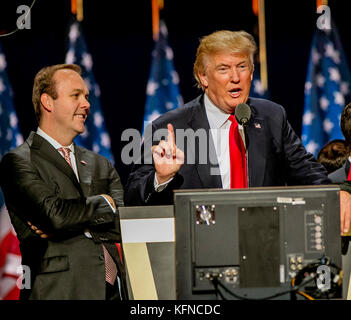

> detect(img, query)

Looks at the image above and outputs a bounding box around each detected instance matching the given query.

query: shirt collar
[204,93,231,129]
[36,127,75,154]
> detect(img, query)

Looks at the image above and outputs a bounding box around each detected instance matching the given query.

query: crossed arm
[0,152,122,239]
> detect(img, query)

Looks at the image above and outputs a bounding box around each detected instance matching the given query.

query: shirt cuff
[100,195,116,213]
[154,174,173,192]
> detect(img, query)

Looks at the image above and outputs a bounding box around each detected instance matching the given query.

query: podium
[120,185,343,300]
[119,205,176,300]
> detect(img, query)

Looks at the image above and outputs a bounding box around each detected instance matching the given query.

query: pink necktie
[59,146,117,285]
[58,147,72,167]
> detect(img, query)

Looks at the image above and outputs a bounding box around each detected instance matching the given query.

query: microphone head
[235,103,251,126]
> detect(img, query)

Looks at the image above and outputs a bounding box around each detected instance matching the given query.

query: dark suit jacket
[124,95,329,205]
[329,160,350,183]
[0,132,127,300]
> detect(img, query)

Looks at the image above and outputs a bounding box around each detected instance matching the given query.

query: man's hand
[101,194,116,211]
[340,190,351,235]
[27,221,52,239]
[152,123,184,184]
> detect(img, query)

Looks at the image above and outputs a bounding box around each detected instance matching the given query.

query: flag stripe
[0,42,22,300]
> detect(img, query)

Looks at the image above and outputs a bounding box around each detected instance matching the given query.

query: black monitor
[174,185,342,300]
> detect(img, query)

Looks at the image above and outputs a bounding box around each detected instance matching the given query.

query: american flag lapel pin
[254,123,261,129]
[80,160,87,165]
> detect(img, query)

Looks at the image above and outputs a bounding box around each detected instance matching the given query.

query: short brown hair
[193,30,257,90]
[32,64,81,122]
[317,139,349,174]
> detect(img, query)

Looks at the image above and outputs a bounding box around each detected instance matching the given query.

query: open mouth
[74,114,87,120]
[229,88,241,98]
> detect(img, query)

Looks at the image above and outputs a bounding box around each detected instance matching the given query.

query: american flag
[142,20,183,135]
[250,63,269,99]
[65,21,114,164]
[302,23,351,157]
[0,42,23,300]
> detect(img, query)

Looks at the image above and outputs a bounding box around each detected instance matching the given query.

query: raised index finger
[167,123,176,158]
[167,123,176,147]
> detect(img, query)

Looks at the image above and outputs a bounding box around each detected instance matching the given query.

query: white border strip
[121,218,174,243]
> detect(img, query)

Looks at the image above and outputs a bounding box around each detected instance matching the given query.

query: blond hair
[193,30,257,90]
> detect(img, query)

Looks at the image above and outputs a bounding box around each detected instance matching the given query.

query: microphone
[235,103,251,127]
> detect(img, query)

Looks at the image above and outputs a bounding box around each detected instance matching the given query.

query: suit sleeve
[279,106,330,185]
[0,152,117,235]
[124,123,183,206]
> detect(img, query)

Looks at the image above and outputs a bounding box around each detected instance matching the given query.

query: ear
[198,71,208,89]
[40,93,53,112]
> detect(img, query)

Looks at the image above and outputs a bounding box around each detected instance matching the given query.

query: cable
[211,274,317,300]
[0,0,37,38]
[209,255,342,300]
[297,290,315,300]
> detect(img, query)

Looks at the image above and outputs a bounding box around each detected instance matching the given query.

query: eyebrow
[215,63,230,68]
[71,88,89,95]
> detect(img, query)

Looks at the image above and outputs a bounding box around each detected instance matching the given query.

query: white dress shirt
[36,127,79,181]
[154,94,247,190]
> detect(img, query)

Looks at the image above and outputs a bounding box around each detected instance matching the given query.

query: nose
[230,68,240,83]
[81,96,90,112]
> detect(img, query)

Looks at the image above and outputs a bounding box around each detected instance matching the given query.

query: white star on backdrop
[147,110,161,122]
[171,70,179,85]
[319,96,329,110]
[94,112,103,128]
[69,23,80,43]
[0,78,5,94]
[253,79,265,95]
[165,46,174,60]
[303,111,315,125]
[316,74,326,87]
[0,54,6,71]
[334,91,344,106]
[328,67,341,82]
[341,82,349,95]
[66,49,75,64]
[304,81,312,94]
[81,53,93,71]
[165,102,174,110]
[325,43,340,64]
[146,80,159,96]
[312,48,320,64]
[323,118,334,133]
[100,133,111,148]
[306,140,319,154]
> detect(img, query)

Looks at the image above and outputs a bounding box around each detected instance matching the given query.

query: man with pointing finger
[125,30,351,235]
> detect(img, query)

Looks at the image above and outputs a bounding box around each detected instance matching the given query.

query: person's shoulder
[1,134,31,161]
[152,95,203,127]
[328,164,347,183]
[249,97,285,112]
[248,97,287,121]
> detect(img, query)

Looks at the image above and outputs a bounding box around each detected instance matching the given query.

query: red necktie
[59,147,117,285]
[228,115,247,188]
[348,162,351,180]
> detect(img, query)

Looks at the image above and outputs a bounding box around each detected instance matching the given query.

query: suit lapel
[30,132,84,196]
[344,159,350,180]
[187,96,222,188]
[246,100,266,187]
[75,145,93,196]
